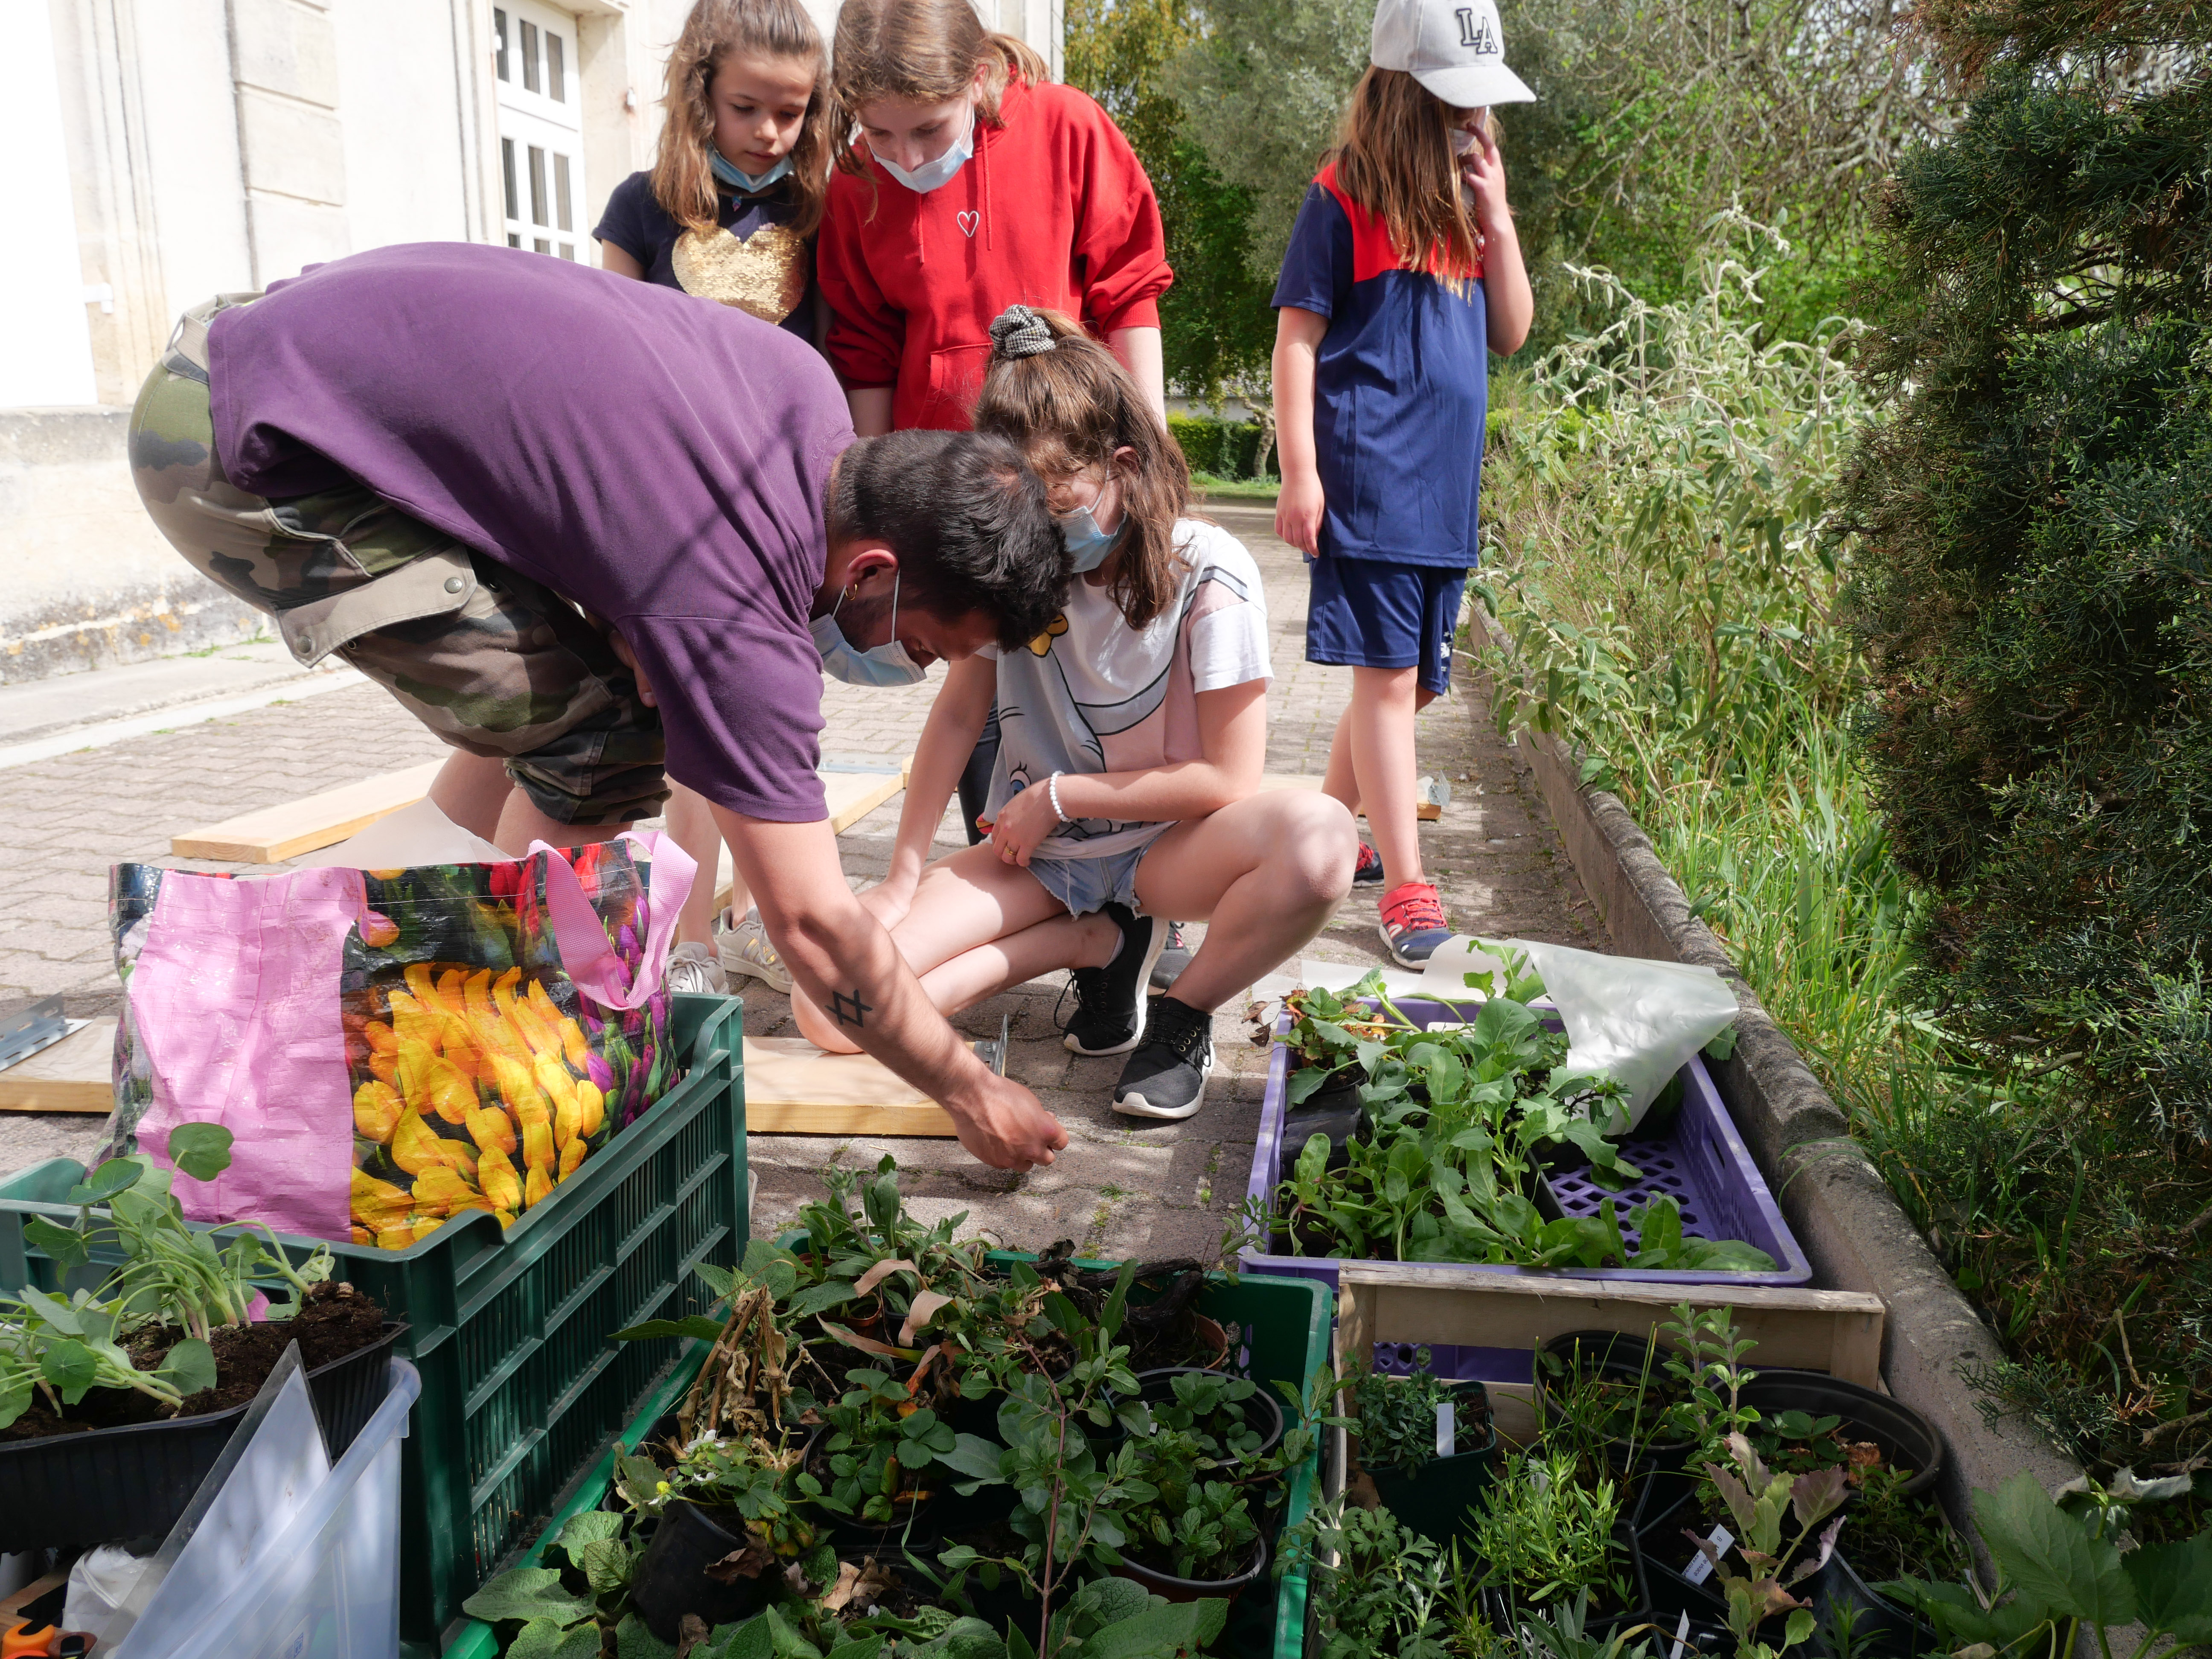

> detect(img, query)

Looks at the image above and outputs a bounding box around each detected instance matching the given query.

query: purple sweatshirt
[208,241,850,821]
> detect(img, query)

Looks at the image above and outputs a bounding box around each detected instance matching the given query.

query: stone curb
[1469,615,2080,1536]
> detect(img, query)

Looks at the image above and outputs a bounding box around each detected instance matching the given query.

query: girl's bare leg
[1320,669,1438,888]
[429,751,517,842]
[665,780,748,946]
[493,789,626,853]
[790,844,1110,1052]
[1132,789,1357,1012]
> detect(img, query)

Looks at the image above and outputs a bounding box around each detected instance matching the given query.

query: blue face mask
[1057,505,1123,574]
[710,149,792,192]
[871,115,974,194]
[811,573,928,686]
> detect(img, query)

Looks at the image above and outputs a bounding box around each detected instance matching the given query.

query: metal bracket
[970,1010,1013,1077]
[0,997,87,1073]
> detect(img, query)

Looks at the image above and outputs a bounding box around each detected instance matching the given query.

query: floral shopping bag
[102,833,694,1248]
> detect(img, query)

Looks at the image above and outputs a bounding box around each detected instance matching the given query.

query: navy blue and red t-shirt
[1271,163,1488,568]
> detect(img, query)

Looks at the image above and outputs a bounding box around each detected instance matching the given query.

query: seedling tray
[0,992,750,1652]
[445,1253,1331,1659]
[1244,996,1810,1381]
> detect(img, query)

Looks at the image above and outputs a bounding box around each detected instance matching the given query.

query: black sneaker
[1061,904,1166,1056]
[1351,842,1385,886]
[1113,996,1216,1120]
[1150,921,1193,990]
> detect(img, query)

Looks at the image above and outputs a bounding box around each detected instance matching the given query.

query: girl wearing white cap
[1270,0,1535,968]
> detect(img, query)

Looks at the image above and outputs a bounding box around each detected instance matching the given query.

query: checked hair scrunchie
[988,304,1057,359]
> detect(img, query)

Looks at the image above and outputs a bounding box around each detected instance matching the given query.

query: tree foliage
[1840,3,2212,1135]
[1164,0,1950,348]
[1065,0,1279,397]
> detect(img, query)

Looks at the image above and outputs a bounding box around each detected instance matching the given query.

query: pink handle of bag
[528,829,698,1011]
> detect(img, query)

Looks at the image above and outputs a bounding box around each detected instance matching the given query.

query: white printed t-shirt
[982,518,1271,861]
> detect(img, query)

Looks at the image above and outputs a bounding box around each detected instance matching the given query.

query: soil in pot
[631,1499,776,1642]
[1,1280,392,1440]
[1534,1331,1694,1475]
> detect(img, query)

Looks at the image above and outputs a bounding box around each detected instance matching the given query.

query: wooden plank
[174,755,911,872]
[1258,773,1443,822]
[1333,1264,1887,1390]
[172,760,447,862]
[741,1036,959,1136]
[0,1017,116,1114]
[713,760,912,911]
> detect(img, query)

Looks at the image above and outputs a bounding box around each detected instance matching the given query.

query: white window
[493,1,585,261]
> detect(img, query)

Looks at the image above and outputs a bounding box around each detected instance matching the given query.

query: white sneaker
[666,940,728,996]
[716,908,794,994]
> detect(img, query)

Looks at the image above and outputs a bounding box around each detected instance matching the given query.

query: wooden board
[712,760,912,912]
[1329,1266,1888,1463]
[1333,1265,1887,1388]
[172,760,447,861]
[172,756,912,870]
[1258,772,1443,822]
[0,1017,116,1113]
[741,1036,959,1135]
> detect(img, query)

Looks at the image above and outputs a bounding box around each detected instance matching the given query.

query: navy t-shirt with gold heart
[593,170,820,343]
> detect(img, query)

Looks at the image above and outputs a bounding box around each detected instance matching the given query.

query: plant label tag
[1436,1401,1454,1458]
[1682,1524,1735,1586]
[1669,1612,1691,1659]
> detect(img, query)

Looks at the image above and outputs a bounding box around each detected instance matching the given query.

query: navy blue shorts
[1305,556,1470,696]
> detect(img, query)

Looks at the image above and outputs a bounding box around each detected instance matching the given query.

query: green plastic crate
[451,1253,1330,1658]
[0,992,750,1653]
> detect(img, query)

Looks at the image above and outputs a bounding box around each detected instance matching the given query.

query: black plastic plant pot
[0,1318,406,1554]
[1479,1525,1694,1645]
[1361,1380,1497,1546]
[630,1499,774,1642]
[1276,1074,1364,1177]
[1112,1535,1269,1607]
[1738,1371,1944,1500]
[1534,1330,1694,1477]
[801,1426,946,1552]
[1803,1548,1939,1659]
[1132,1367,1285,1461]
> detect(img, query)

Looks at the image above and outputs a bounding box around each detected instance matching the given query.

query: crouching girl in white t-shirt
[792,305,1358,1119]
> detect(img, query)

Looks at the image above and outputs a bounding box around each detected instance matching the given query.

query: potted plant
[0,1130,402,1554]
[804,1365,990,1548]
[1128,1366,1284,1462]
[1345,1353,1497,1544]
[615,1425,824,1641]
[1471,1446,1647,1629]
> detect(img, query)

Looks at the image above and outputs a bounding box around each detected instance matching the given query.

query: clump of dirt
[3,1281,392,1441]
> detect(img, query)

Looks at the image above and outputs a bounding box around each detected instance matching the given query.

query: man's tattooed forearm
[829,989,872,1028]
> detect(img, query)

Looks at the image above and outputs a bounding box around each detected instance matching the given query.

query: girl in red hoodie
[817,0,1173,436]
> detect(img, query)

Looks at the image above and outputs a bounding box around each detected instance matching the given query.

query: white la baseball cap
[1371,0,1536,107]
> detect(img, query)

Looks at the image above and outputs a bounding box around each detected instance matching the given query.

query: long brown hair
[651,0,830,239]
[973,307,1190,630]
[829,0,1049,180]
[1330,67,1484,292]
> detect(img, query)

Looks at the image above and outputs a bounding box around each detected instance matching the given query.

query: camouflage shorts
[130,293,667,825]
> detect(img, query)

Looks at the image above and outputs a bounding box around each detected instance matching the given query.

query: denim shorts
[1027,843,1149,918]
[1305,555,1471,696]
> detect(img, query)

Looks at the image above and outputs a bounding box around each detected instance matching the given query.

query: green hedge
[1167,414,1277,480]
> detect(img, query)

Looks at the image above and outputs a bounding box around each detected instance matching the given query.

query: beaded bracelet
[1046,771,1068,824]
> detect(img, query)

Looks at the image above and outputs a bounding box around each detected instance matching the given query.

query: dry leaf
[703,1538,777,1582]
[899,1291,955,1348]
[820,1560,865,1612]
[820,1320,905,1358]
[675,1613,712,1659]
[853,1257,920,1296]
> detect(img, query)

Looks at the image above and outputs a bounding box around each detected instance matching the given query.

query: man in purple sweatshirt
[129,242,1070,1171]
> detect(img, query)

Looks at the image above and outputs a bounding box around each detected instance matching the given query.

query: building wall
[1,0,1062,687]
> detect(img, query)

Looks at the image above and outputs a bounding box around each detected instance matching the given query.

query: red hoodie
[818,77,1173,432]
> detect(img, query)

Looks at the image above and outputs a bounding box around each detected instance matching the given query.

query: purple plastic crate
[1242,996,1810,1383]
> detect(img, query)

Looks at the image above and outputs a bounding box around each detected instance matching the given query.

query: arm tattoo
[829,989,873,1028]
